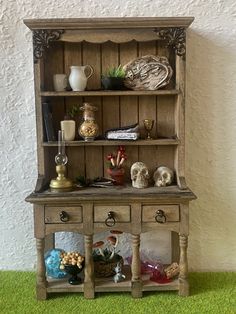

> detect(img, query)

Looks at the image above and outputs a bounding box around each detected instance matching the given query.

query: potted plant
[101,65,126,90]
[106,146,127,185]
[60,105,79,141]
[92,230,124,277]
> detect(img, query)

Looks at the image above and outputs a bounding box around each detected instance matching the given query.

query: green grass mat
[0,272,235,314]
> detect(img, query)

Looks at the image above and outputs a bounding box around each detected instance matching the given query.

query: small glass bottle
[78,103,99,141]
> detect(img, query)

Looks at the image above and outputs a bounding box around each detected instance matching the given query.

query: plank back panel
[64,42,83,135]
[156,95,176,138]
[120,41,138,180]
[44,42,65,133]
[82,43,103,179]
[41,39,178,184]
[138,41,158,180]
[101,42,120,133]
[101,42,120,177]
[64,42,85,179]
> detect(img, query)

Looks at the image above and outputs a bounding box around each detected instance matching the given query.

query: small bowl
[64,261,84,285]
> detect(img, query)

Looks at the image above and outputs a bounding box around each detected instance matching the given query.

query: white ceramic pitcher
[69,65,94,91]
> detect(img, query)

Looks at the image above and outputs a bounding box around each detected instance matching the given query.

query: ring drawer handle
[105,211,116,227]
[155,210,166,224]
[60,211,69,222]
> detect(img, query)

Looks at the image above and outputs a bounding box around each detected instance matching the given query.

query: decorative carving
[155,27,186,57]
[33,29,64,62]
[123,55,173,90]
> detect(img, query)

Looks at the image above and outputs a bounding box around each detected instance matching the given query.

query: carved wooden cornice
[33,29,64,63]
[155,27,186,58]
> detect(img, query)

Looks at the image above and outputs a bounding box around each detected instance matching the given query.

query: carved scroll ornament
[33,29,64,62]
[155,27,186,58]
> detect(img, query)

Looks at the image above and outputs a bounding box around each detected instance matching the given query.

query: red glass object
[107,167,125,185]
[141,260,172,284]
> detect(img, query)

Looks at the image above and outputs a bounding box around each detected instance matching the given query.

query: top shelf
[40,90,179,97]
[24,17,194,30]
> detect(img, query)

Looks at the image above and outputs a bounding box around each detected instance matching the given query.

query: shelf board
[47,265,179,294]
[26,185,196,203]
[42,138,179,147]
[47,277,84,293]
[40,89,179,97]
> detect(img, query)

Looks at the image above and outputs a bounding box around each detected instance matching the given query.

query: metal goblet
[143,119,154,140]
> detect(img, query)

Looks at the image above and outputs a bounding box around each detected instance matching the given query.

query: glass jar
[78,103,99,141]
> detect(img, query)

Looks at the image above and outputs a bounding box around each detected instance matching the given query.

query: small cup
[53,74,68,92]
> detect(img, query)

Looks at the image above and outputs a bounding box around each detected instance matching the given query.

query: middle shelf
[40,89,180,97]
[42,138,180,147]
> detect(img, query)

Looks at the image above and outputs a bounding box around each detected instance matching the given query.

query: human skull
[130,162,149,188]
[153,166,174,187]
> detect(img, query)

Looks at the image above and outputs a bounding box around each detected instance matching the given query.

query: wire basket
[94,255,124,277]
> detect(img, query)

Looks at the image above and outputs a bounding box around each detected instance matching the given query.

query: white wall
[0,0,235,271]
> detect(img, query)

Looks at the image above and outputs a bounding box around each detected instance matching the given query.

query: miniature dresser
[25,17,196,300]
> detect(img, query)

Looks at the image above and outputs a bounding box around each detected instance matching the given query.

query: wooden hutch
[24,17,196,300]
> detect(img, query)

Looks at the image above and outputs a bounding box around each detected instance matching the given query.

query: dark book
[42,102,56,141]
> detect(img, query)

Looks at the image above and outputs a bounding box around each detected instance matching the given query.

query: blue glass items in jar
[44,248,67,279]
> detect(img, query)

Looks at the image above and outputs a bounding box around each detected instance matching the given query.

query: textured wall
[0,0,236,271]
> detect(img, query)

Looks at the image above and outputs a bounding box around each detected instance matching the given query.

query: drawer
[45,206,82,223]
[142,205,179,223]
[94,205,130,223]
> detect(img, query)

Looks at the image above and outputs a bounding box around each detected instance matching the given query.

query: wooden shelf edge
[142,280,179,291]
[46,265,179,294]
[42,139,180,147]
[24,17,194,30]
[47,278,84,293]
[40,90,180,97]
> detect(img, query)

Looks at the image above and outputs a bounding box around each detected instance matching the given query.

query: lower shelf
[46,265,179,293]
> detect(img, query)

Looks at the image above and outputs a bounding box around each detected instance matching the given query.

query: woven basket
[94,255,124,277]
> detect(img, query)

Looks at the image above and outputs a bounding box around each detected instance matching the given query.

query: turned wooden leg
[44,234,55,252]
[179,234,189,296]
[36,238,47,300]
[131,234,142,298]
[84,234,94,299]
[171,231,180,263]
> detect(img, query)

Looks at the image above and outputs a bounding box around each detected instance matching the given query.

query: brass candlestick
[143,119,154,140]
[50,130,73,191]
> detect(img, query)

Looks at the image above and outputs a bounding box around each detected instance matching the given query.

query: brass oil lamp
[50,130,73,191]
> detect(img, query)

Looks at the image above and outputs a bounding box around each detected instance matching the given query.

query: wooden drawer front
[142,205,179,222]
[94,205,130,222]
[45,206,82,224]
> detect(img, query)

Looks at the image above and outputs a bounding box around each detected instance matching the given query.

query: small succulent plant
[67,105,79,118]
[102,65,126,78]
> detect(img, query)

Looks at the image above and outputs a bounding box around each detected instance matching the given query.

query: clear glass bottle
[79,103,99,141]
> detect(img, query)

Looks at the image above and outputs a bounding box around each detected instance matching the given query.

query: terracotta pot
[107,167,125,185]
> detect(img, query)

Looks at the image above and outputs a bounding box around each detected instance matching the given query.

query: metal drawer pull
[60,211,69,222]
[105,211,116,227]
[155,210,166,223]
